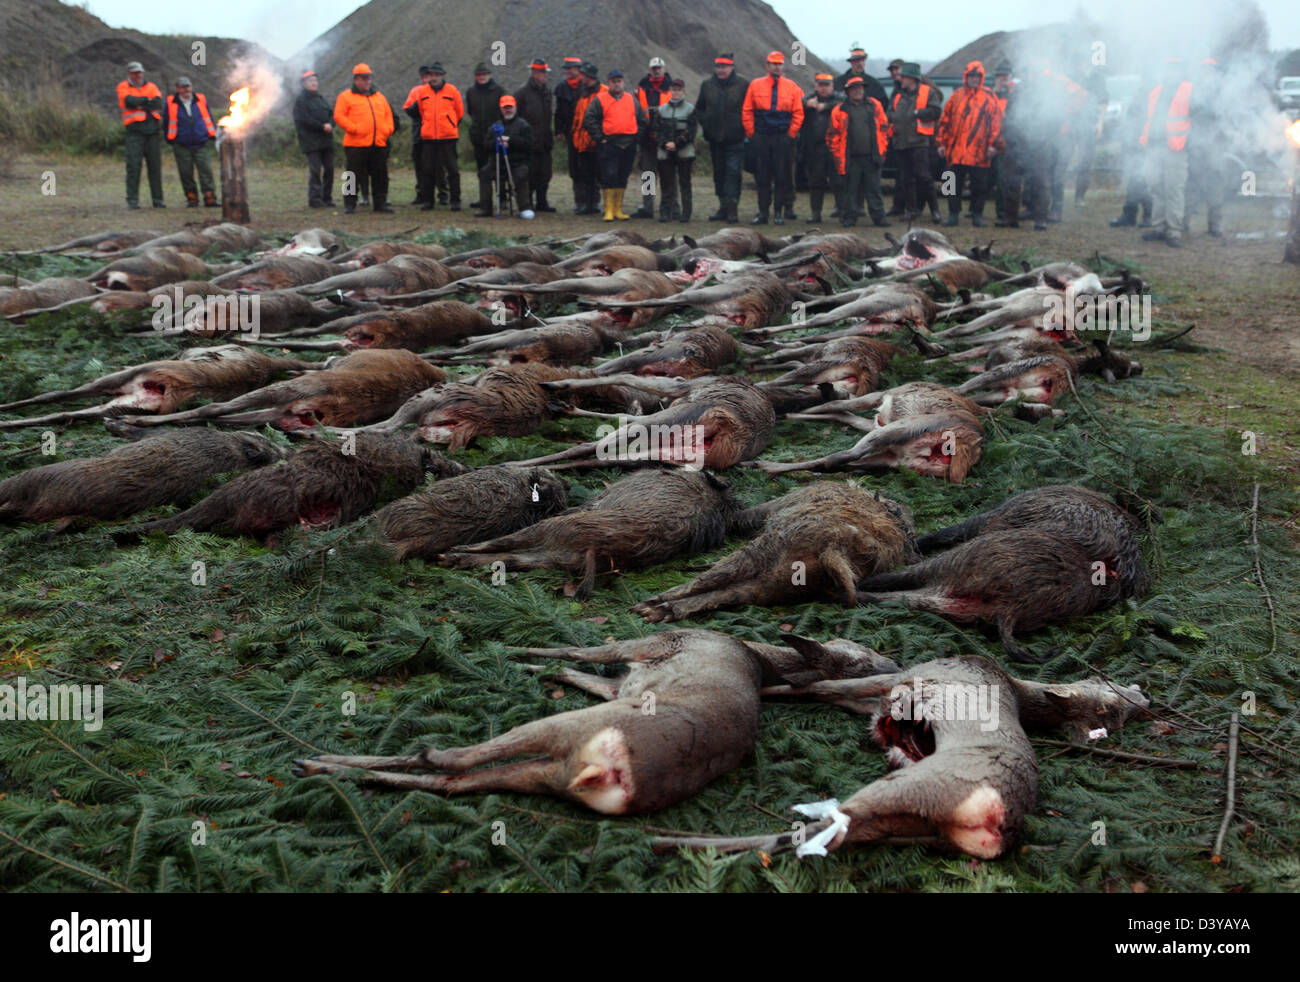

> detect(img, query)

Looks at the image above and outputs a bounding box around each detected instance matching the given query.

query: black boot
[724,199,739,223]
[751,211,769,225]
[1110,205,1137,227]
[707,200,727,221]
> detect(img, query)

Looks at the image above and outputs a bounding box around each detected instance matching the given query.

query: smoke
[218,54,289,132]
[991,0,1294,190]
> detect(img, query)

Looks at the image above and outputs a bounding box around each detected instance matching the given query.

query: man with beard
[476,95,532,218]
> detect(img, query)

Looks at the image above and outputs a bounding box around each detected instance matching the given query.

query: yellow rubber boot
[613,188,630,220]
[602,188,615,222]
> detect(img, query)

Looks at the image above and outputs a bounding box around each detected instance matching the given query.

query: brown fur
[210,255,341,291]
[299,255,460,298]
[0,429,282,525]
[858,490,1152,661]
[377,465,569,559]
[634,483,916,621]
[85,247,210,292]
[331,301,496,351]
[441,245,560,268]
[133,223,262,256]
[0,278,100,316]
[293,630,766,814]
[0,345,321,424]
[334,241,451,267]
[556,245,663,276]
[182,289,328,337]
[759,337,895,401]
[594,325,739,378]
[117,434,462,544]
[439,468,742,597]
[120,349,445,431]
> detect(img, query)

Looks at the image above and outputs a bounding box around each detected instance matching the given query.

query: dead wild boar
[954,338,1079,414]
[856,513,1151,663]
[633,483,916,622]
[210,255,342,291]
[376,465,570,560]
[118,349,445,432]
[84,247,212,291]
[656,656,1149,858]
[115,434,463,545]
[297,255,460,299]
[915,484,1152,596]
[0,428,282,529]
[513,376,776,472]
[0,346,321,428]
[439,468,742,597]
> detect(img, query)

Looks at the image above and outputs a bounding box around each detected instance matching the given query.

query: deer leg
[523,664,621,701]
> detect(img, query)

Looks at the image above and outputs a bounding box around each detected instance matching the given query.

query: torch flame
[218,87,251,131]
[1288,118,1300,149]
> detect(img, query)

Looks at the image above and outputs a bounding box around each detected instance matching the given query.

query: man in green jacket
[117,61,165,209]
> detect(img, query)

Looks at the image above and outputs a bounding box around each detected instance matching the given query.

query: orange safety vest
[571,83,607,152]
[636,87,669,112]
[1139,81,1193,151]
[893,84,934,136]
[166,92,217,141]
[826,98,889,174]
[595,90,638,135]
[117,80,162,127]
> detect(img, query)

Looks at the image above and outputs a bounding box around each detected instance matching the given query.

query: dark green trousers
[125,129,164,205]
[843,155,884,220]
[172,142,216,198]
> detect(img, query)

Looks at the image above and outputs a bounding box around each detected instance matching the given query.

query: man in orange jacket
[1140,58,1194,248]
[742,51,804,225]
[583,69,648,221]
[570,64,606,216]
[936,61,1002,227]
[405,61,464,211]
[403,66,435,205]
[334,62,400,214]
[117,61,165,209]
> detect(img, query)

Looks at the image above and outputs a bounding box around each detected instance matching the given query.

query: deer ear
[1043,687,1077,714]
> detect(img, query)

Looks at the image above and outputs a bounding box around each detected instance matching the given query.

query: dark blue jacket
[169,95,211,147]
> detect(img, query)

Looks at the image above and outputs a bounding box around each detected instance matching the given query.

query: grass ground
[0,152,1296,893]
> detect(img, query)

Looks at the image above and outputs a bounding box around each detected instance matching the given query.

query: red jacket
[742,74,804,139]
[826,97,889,173]
[937,62,1003,167]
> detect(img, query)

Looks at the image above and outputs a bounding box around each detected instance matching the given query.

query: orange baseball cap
[814,73,833,82]
[352,63,372,75]
[767,51,785,64]
[499,95,516,107]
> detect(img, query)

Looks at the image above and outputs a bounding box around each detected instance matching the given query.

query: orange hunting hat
[499,94,517,107]
[814,73,833,82]
[715,53,734,65]
[300,70,317,79]
[352,63,372,75]
[767,50,785,64]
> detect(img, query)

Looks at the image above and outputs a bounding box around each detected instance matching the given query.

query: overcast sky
[81,0,1300,62]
